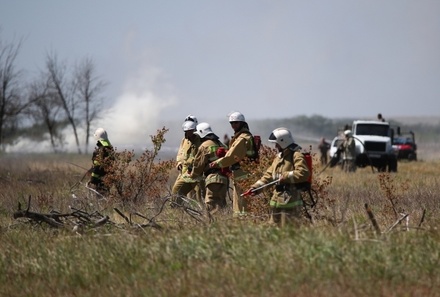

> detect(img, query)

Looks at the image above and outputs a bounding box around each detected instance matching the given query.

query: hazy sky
[2,0,440,151]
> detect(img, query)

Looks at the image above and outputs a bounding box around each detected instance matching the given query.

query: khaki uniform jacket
[175,135,201,182]
[252,147,310,208]
[342,137,356,160]
[191,139,228,186]
[214,128,255,180]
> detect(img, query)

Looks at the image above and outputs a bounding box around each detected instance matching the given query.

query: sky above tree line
[2,0,440,152]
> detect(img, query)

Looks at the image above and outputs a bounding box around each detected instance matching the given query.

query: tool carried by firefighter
[241,179,281,197]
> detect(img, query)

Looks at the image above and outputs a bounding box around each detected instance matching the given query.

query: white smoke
[94,66,178,152]
[5,66,178,154]
[4,136,55,153]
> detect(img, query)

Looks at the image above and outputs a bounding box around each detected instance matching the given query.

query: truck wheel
[388,155,398,172]
[378,165,387,172]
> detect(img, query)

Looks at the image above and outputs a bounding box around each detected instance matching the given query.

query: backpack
[215,133,261,164]
[215,142,232,176]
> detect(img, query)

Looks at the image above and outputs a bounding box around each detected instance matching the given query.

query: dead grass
[1,152,440,296]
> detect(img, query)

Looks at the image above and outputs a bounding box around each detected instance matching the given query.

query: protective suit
[342,130,356,172]
[211,111,256,216]
[89,128,114,194]
[172,118,203,204]
[249,128,310,226]
[191,123,228,214]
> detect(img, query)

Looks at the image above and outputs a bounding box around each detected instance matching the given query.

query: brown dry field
[1,138,439,227]
[1,143,440,297]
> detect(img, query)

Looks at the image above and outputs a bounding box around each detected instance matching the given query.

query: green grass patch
[1,223,439,296]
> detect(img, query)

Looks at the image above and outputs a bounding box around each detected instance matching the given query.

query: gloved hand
[241,188,256,197]
[279,171,293,183]
[216,147,227,157]
[86,180,93,188]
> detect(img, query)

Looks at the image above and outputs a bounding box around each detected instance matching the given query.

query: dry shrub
[238,144,277,218]
[103,127,175,207]
[317,159,440,232]
[377,172,409,220]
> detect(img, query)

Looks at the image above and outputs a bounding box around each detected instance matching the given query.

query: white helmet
[184,114,198,125]
[182,120,197,132]
[344,130,353,137]
[228,111,246,122]
[194,122,213,138]
[268,127,295,149]
[94,128,108,141]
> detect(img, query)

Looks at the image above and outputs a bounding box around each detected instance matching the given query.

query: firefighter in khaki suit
[341,129,356,173]
[172,115,202,205]
[190,122,228,215]
[245,128,310,226]
[209,111,257,216]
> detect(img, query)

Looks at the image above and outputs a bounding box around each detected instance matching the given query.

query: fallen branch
[365,203,381,236]
[114,208,131,224]
[13,195,112,229]
[418,209,426,228]
[113,208,162,230]
[385,213,409,233]
[13,196,64,228]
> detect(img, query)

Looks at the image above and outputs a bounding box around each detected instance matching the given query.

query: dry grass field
[0,146,439,296]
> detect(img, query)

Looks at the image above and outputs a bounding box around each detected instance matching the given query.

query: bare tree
[27,79,64,152]
[75,57,107,153]
[44,52,82,153]
[0,33,27,150]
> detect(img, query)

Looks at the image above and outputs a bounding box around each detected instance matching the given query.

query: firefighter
[172,115,203,205]
[342,130,356,172]
[209,111,257,216]
[190,122,228,215]
[318,137,331,166]
[88,127,114,194]
[245,127,310,226]
[377,113,386,122]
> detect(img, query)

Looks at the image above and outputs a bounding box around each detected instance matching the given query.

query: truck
[393,128,417,161]
[350,120,398,172]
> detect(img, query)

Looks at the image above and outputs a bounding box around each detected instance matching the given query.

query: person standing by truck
[342,130,356,172]
[318,137,331,166]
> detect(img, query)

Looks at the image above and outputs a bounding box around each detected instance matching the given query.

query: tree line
[0,32,106,153]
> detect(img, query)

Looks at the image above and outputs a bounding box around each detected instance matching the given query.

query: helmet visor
[268,132,277,142]
[185,115,196,122]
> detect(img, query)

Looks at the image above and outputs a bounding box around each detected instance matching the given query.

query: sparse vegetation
[1,128,439,296]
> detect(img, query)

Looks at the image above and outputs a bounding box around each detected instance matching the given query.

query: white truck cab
[351,120,397,172]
